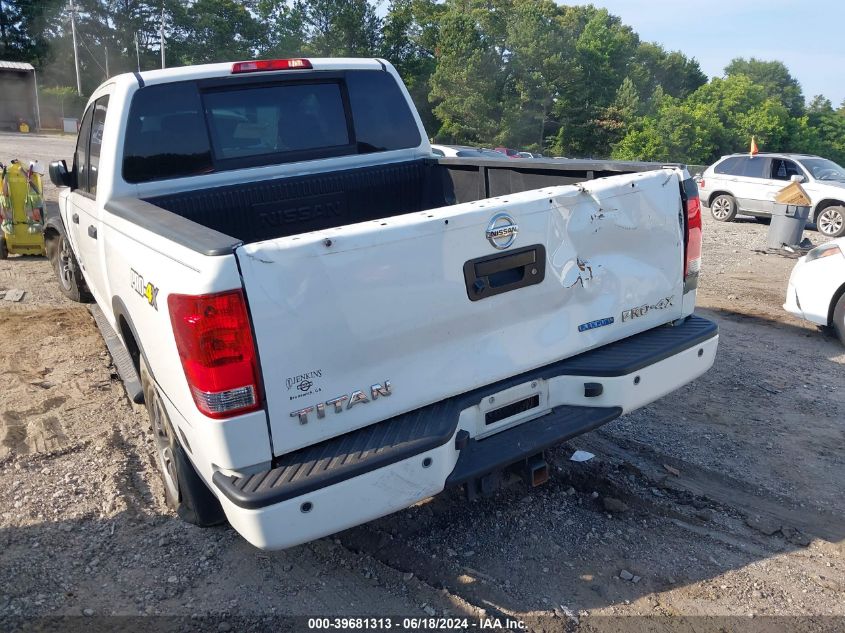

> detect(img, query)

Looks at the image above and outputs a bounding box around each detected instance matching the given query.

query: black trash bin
[767,203,810,249]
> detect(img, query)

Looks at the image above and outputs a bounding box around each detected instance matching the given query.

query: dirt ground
[1,131,844,632]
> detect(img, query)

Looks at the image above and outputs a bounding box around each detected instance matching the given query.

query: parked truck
[46,58,718,549]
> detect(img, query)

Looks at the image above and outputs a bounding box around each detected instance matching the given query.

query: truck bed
[142,157,674,245]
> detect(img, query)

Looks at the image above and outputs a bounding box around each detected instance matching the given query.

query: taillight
[682,178,702,292]
[231,58,312,74]
[168,290,262,418]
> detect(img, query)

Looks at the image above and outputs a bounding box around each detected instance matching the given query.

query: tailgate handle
[463,244,546,301]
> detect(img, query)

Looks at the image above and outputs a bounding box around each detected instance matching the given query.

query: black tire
[833,293,845,347]
[140,357,226,526]
[710,194,737,222]
[815,205,845,238]
[46,230,92,302]
[0,236,7,259]
[753,216,771,225]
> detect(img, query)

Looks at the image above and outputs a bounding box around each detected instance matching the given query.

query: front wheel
[816,206,845,238]
[833,293,845,347]
[0,236,7,259]
[47,231,92,302]
[710,195,737,222]
[140,357,226,526]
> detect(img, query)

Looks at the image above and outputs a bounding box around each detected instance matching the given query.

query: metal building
[0,61,40,132]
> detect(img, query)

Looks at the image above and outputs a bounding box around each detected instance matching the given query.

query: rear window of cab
[122,70,422,184]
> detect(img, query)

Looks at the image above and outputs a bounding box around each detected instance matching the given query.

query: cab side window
[73,106,94,192]
[88,96,110,195]
[770,158,802,181]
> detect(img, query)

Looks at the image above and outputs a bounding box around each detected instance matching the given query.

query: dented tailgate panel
[236,169,686,455]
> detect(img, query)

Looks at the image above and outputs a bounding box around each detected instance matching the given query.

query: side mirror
[49,160,73,188]
[790,174,805,183]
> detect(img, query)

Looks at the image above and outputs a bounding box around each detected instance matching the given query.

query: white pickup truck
[46,58,718,550]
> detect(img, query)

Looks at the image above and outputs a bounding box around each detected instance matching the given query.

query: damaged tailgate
[235,169,687,456]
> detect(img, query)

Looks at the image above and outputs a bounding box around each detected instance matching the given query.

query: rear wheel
[710,195,737,222]
[833,293,845,346]
[816,206,845,238]
[140,357,226,526]
[753,216,771,225]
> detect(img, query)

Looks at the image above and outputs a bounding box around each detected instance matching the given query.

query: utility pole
[160,6,165,69]
[104,45,109,78]
[68,0,82,95]
[134,32,141,72]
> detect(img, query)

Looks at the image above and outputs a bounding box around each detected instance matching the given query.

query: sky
[559,0,845,107]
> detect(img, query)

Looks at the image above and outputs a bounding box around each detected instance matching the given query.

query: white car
[784,238,845,344]
[430,144,508,159]
[698,153,845,238]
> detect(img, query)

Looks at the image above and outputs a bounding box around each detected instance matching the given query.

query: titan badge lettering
[290,381,392,425]
[621,295,674,322]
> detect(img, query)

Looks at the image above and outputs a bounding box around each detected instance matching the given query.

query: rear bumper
[214,315,718,549]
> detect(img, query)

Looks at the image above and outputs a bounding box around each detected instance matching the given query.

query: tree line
[3,0,845,166]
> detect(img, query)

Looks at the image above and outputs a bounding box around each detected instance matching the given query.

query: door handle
[463,244,546,301]
[87,225,97,239]
[72,213,79,224]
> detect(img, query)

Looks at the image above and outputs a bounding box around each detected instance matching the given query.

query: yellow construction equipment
[0,159,46,258]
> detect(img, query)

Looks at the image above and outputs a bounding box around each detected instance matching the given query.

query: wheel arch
[43,226,61,259]
[707,190,735,207]
[828,281,845,328]
[43,206,66,261]
[111,295,150,390]
[811,199,845,223]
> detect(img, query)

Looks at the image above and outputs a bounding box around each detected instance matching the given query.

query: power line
[75,27,107,75]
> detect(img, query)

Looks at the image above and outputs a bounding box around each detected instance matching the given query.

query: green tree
[0,0,63,65]
[429,9,502,143]
[255,0,307,57]
[630,42,707,101]
[611,98,722,164]
[690,74,792,154]
[295,0,381,57]
[550,6,638,156]
[167,0,265,65]
[380,0,444,134]
[498,0,570,150]
[724,57,804,116]
[793,96,845,164]
[591,76,640,155]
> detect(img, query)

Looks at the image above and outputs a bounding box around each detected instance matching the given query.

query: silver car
[698,153,845,238]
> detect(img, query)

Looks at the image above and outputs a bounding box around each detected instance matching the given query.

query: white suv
[698,153,845,238]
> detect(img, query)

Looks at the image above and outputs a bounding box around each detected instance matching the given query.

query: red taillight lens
[231,58,312,74]
[684,192,703,288]
[168,290,262,418]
